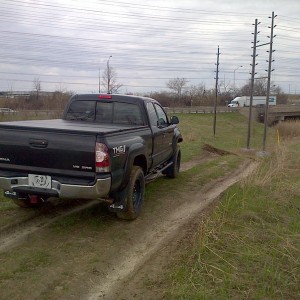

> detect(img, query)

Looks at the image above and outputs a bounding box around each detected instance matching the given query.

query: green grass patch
[164,142,300,299]
[175,113,275,162]
[0,250,51,281]
[50,204,111,232]
[0,112,294,299]
[144,154,244,213]
[0,196,15,211]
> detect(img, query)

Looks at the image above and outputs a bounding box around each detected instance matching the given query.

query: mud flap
[108,185,129,213]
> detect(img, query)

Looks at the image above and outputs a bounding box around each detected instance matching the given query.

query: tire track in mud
[0,200,100,252]
[87,160,259,300]
[0,153,215,253]
[0,156,258,299]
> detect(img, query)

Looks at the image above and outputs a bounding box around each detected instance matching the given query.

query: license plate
[28,174,52,189]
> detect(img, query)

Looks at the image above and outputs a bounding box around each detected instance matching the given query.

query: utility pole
[246,19,259,149]
[98,66,101,93]
[263,11,277,152]
[213,46,220,137]
[107,55,112,94]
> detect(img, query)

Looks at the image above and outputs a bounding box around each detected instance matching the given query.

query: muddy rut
[0,151,217,253]
[0,157,258,300]
[0,200,99,252]
[88,160,258,300]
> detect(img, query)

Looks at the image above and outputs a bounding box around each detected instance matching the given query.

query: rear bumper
[0,175,111,200]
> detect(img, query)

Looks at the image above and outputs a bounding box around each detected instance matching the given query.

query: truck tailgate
[0,120,98,176]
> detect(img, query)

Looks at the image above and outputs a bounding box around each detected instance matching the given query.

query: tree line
[1,67,288,110]
[148,77,288,108]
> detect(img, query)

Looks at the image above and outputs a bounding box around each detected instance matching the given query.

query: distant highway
[255,104,300,125]
[165,105,300,125]
[1,105,299,126]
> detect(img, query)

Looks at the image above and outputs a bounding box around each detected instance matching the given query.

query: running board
[145,161,173,182]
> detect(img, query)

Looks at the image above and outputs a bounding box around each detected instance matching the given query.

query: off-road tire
[116,166,145,220]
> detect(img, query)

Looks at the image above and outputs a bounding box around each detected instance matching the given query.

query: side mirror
[170,116,179,125]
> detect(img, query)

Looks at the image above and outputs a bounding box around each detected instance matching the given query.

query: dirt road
[0,157,257,300]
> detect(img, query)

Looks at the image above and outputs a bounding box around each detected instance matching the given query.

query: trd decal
[113,145,126,157]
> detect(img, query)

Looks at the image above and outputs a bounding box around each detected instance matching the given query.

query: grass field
[163,123,300,299]
[175,112,276,162]
[0,111,299,299]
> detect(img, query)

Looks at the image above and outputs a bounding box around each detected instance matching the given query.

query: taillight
[98,94,112,99]
[95,142,110,172]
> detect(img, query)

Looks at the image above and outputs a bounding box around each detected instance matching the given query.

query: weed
[276,120,300,140]
[165,141,300,299]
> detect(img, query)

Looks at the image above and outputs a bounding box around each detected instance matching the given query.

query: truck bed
[0,119,145,134]
[0,119,144,177]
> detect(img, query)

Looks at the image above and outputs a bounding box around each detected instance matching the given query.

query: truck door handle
[29,139,48,148]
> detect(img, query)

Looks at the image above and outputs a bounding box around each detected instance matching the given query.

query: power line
[0,0,299,94]
[0,1,251,27]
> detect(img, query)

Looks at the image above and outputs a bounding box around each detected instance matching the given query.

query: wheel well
[133,155,147,174]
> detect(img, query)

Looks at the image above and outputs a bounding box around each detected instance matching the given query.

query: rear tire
[163,146,181,178]
[116,166,145,220]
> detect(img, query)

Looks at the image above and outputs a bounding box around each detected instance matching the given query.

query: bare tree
[33,77,42,100]
[185,83,206,106]
[166,77,188,105]
[240,78,268,96]
[219,78,232,95]
[101,65,122,94]
[239,79,287,104]
[7,81,14,99]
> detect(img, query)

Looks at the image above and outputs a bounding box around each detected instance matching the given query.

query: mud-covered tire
[163,146,181,178]
[116,166,145,220]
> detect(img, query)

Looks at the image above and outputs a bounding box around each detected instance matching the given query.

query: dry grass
[166,140,300,299]
[250,145,289,187]
[0,93,70,111]
[276,120,300,140]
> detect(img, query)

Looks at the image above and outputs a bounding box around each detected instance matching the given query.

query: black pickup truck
[0,94,182,219]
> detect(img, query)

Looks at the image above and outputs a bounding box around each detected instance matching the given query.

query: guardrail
[2,107,238,116]
[0,110,63,121]
[0,107,239,122]
[165,106,239,114]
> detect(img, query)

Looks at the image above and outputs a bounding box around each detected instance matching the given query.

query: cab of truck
[228,96,243,107]
[228,102,239,108]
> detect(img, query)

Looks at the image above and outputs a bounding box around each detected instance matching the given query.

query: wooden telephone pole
[213,46,220,137]
[263,11,277,151]
[246,19,259,149]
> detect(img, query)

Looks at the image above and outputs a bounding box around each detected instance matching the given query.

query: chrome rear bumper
[0,175,111,200]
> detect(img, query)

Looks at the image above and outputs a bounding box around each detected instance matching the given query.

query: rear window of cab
[65,100,145,125]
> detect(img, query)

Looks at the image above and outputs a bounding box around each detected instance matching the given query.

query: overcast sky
[0,0,299,95]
